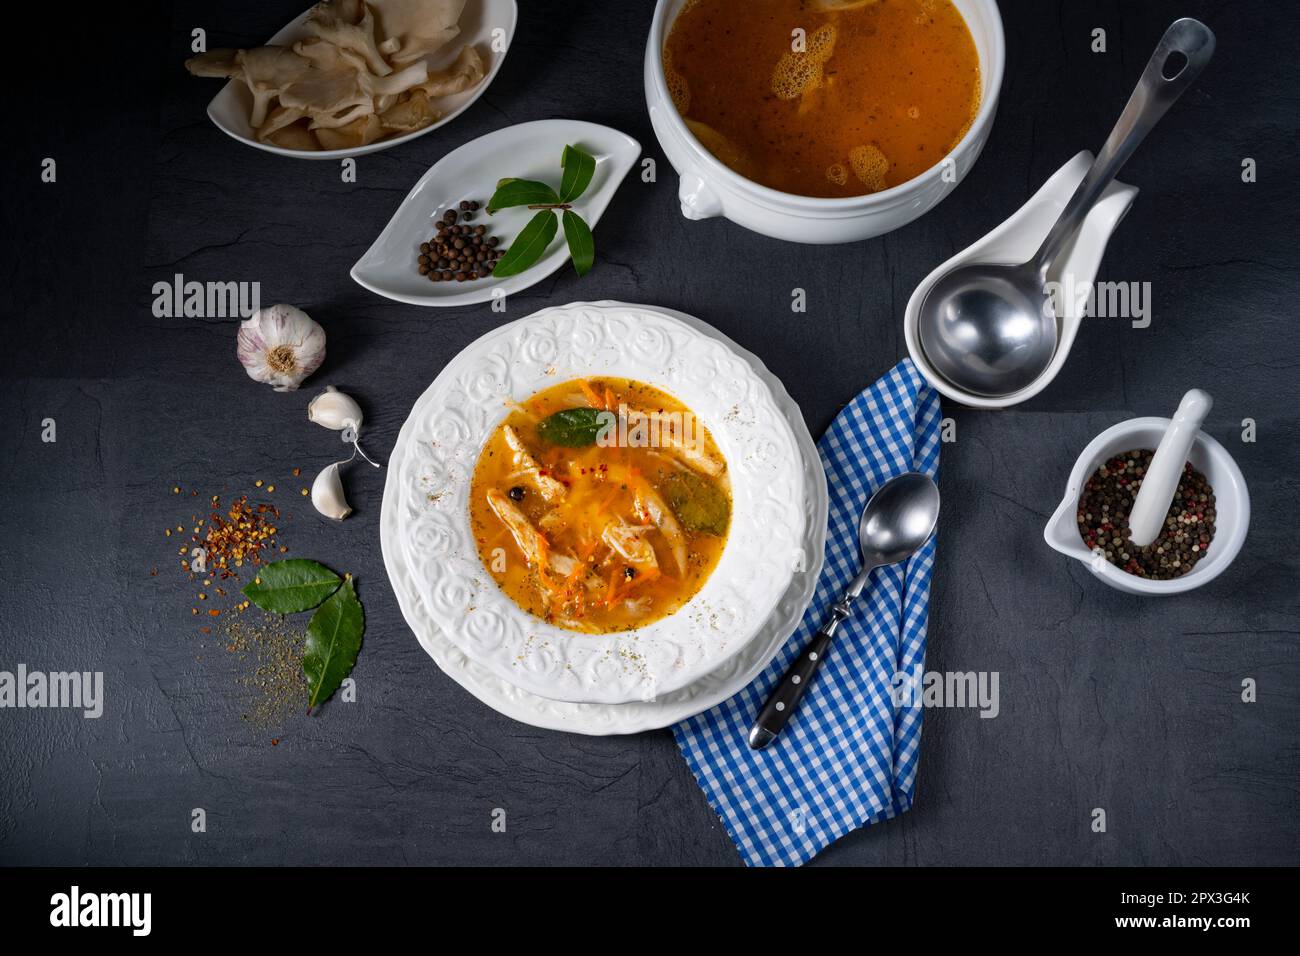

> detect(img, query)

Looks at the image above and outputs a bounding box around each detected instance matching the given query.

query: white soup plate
[384,302,810,705]
[380,302,828,732]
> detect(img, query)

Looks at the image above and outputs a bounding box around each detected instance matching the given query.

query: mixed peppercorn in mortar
[1076,449,1216,579]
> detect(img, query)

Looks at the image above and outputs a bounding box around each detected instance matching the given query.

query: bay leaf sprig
[488,144,598,278]
[241,558,364,711]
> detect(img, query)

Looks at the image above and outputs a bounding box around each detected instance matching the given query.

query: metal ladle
[749,472,940,750]
[917,18,1215,398]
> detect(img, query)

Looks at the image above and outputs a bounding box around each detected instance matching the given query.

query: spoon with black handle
[748,472,940,749]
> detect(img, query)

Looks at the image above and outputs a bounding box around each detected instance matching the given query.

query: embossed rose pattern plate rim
[386,302,807,704]
[380,301,828,732]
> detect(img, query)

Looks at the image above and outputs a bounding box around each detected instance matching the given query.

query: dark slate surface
[1,0,1297,866]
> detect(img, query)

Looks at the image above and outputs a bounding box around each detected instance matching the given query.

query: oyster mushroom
[236,46,314,127]
[371,0,466,65]
[305,0,392,77]
[413,44,484,98]
[277,68,373,128]
[256,104,309,141]
[315,113,385,149]
[265,121,321,151]
[278,57,427,129]
[378,90,439,133]
[184,48,243,78]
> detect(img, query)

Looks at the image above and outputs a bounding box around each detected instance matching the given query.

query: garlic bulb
[308,386,381,469]
[308,386,363,431]
[237,304,326,391]
[311,461,352,520]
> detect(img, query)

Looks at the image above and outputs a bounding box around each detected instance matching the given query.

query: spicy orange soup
[469,378,731,634]
[664,0,981,197]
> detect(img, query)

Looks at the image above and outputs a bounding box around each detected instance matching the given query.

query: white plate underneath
[380,302,828,734]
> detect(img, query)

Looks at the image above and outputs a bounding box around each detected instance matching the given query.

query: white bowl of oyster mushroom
[187,0,518,158]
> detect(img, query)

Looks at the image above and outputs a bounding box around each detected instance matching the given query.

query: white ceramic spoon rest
[904,151,1138,408]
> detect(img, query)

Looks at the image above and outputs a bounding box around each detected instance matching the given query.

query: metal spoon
[917,18,1215,398]
[749,472,940,749]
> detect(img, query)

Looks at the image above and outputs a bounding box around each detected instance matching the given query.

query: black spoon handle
[748,628,836,749]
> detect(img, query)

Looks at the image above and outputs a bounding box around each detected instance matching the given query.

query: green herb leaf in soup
[304,577,365,709]
[559,144,597,203]
[537,407,613,447]
[562,210,595,277]
[241,558,342,614]
[493,209,559,277]
[487,178,561,213]
[663,470,730,536]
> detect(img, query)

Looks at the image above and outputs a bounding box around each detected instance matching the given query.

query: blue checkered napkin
[673,359,942,867]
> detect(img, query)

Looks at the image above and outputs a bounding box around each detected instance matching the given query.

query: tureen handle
[678,168,723,220]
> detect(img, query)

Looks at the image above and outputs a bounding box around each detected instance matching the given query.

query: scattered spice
[222,611,308,729]
[158,477,355,731]
[1077,448,1216,579]
[201,495,283,578]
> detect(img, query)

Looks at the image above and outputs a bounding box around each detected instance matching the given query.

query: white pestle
[1127,389,1214,547]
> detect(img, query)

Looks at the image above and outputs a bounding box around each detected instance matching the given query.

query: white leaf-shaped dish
[204,0,518,160]
[351,120,641,307]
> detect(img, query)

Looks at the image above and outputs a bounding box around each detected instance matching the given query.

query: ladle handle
[1032,18,1215,279]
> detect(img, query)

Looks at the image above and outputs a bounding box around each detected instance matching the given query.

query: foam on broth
[664,0,982,197]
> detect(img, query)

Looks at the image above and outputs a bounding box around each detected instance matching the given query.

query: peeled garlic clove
[311,461,352,520]
[308,385,363,431]
[237,304,326,392]
[309,385,382,469]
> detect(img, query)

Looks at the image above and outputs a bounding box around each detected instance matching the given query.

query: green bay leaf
[304,577,364,709]
[241,558,342,614]
[561,210,594,277]
[537,407,609,447]
[487,178,561,213]
[559,144,596,203]
[492,210,559,277]
[663,471,730,536]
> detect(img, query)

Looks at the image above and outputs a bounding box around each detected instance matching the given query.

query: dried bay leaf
[304,577,364,709]
[242,558,342,614]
